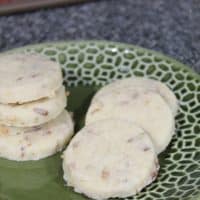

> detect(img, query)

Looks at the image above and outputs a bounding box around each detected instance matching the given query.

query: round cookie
[86,91,174,154]
[0,86,67,127]
[94,77,178,116]
[63,119,159,199]
[0,110,74,161]
[0,53,63,104]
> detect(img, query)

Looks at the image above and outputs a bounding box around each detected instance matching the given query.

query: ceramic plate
[1,41,199,200]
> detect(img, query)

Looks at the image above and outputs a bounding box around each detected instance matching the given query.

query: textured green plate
[1,41,199,200]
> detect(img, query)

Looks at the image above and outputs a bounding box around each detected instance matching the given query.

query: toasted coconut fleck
[16,76,23,81]
[33,108,48,116]
[155,159,160,170]
[91,107,101,114]
[46,130,52,135]
[31,73,40,78]
[132,92,139,99]
[24,135,29,141]
[86,128,97,135]
[7,117,17,123]
[151,170,158,180]
[91,100,103,114]
[101,169,110,180]
[119,100,129,105]
[21,152,25,158]
[127,137,134,143]
[72,141,79,149]
[65,91,70,97]
[0,125,9,135]
[143,146,150,151]
[145,99,151,105]
[20,146,25,151]
[24,126,42,133]
[55,143,61,151]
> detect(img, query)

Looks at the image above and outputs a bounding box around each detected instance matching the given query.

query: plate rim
[4,40,200,200]
[6,40,200,81]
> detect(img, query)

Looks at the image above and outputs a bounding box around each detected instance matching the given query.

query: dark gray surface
[0,0,199,73]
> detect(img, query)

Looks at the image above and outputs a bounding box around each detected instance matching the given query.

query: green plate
[0,41,199,200]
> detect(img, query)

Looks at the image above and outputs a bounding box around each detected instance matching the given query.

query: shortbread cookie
[0,86,67,127]
[0,53,63,103]
[63,119,159,199]
[0,110,73,161]
[86,91,174,154]
[94,77,178,115]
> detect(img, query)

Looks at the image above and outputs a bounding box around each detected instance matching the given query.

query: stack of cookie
[0,53,73,161]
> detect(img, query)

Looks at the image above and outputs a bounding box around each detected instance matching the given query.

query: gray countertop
[0,0,199,73]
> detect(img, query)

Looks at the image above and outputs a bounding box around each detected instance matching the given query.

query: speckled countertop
[0,0,199,73]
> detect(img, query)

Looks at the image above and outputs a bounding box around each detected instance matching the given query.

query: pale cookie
[0,53,63,103]
[94,77,178,115]
[86,91,174,154]
[63,119,159,199]
[0,110,74,161]
[0,86,67,127]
